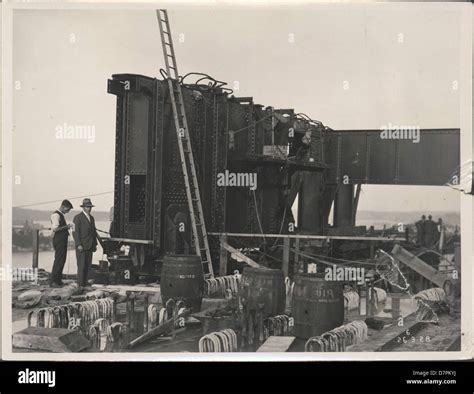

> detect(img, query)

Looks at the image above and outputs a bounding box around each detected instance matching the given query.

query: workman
[415,215,426,245]
[423,214,438,248]
[49,199,74,287]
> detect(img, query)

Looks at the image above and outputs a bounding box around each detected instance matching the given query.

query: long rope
[287,246,379,266]
[14,191,114,209]
[230,114,273,135]
[228,235,283,265]
[252,190,266,244]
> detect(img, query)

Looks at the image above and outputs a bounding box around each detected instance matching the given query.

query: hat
[80,198,95,208]
[61,199,73,209]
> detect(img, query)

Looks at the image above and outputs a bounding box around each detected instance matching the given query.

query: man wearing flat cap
[72,198,99,288]
[49,199,74,287]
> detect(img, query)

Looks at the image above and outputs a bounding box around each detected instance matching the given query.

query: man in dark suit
[415,215,426,246]
[73,198,98,288]
[423,214,438,249]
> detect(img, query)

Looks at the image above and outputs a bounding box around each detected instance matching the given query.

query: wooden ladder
[156,9,214,279]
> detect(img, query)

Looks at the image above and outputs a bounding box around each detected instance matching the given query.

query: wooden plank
[257,336,295,352]
[105,237,154,245]
[91,284,162,293]
[221,242,266,269]
[13,327,90,353]
[208,232,405,242]
[127,309,190,349]
[391,244,452,288]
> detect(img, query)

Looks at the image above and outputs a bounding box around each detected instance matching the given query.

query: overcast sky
[11,4,465,213]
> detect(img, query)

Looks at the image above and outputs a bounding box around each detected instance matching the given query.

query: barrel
[160,255,204,313]
[240,267,285,317]
[292,274,344,339]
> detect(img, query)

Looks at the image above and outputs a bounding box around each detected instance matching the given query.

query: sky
[11,4,465,213]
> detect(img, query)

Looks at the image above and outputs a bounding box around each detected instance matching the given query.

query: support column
[282,237,290,277]
[333,184,354,228]
[298,172,325,234]
[32,229,39,270]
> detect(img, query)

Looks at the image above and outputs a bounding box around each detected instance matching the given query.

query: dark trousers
[76,249,93,287]
[50,238,68,285]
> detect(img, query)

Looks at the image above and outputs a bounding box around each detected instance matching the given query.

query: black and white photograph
[1,1,472,361]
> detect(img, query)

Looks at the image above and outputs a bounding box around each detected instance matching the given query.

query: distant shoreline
[12,207,460,227]
[13,207,111,225]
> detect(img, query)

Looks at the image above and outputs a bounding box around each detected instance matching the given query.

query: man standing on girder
[73,198,99,289]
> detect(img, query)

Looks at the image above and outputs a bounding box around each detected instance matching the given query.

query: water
[12,220,110,276]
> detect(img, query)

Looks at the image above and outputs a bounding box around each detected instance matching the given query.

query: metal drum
[240,267,286,317]
[160,255,204,313]
[292,274,344,339]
